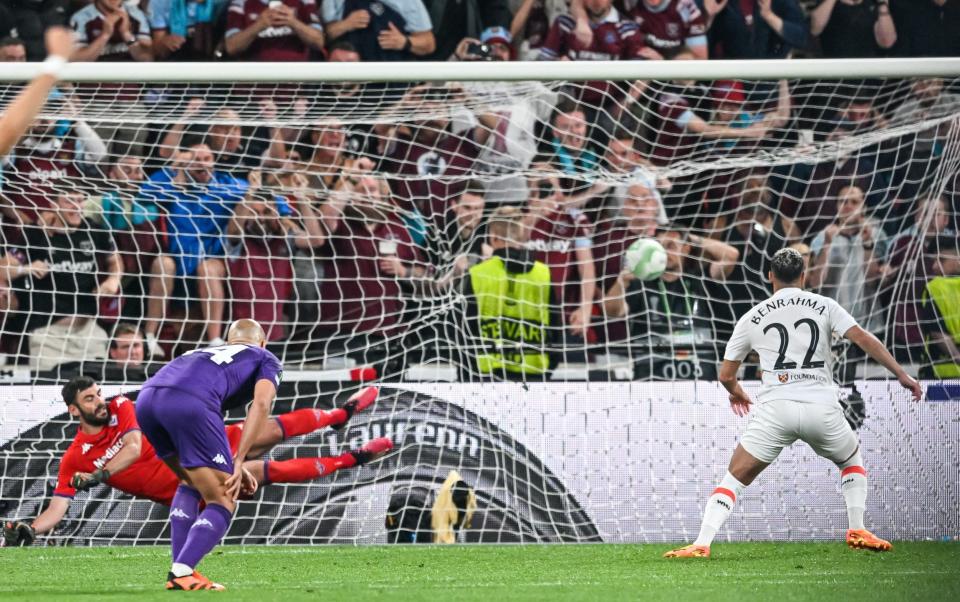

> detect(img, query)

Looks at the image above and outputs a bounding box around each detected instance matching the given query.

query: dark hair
[461,179,486,198]
[0,37,24,48]
[62,375,97,407]
[111,322,142,348]
[770,248,805,283]
[328,40,358,55]
[552,98,583,124]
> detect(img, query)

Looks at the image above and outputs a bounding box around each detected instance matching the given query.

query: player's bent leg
[167,466,234,590]
[806,405,891,551]
[258,437,394,485]
[665,445,772,559]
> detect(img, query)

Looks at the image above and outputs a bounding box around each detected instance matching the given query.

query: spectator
[463,205,558,379]
[705,172,799,338]
[703,79,791,157]
[98,155,165,289]
[810,0,897,58]
[546,99,600,181]
[377,85,487,228]
[1,98,108,227]
[226,170,323,341]
[523,172,597,340]
[702,0,808,60]
[70,0,154,62]
[888,78,960,200]
[808,184,890,336]
[148,0,229,60]
[917,237,960,378]
[3,1,69,60]
[593,182,661,343]
[599,129,671,224]
[423,0,511,61]
[628,0,710,59]
[641,75,788,165]
[885,195,956,358]
[601,227,738,356]
[455,29,559,205]
[890,0,960,58]
[12,189,121,372]
[443,180,488,262]
[0,36,26,61]
[313,175,424,348]
[224,0,325,60]
[510,0,568,60]
[139,144,247,357]
[108,322,145,368]
[322,0,436,61]
[451,25,515,61]
[538,0,654,137]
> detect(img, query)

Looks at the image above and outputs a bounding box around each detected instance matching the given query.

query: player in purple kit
[135,319,283,590]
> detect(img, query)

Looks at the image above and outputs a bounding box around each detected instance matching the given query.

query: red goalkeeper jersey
[54,396,177,505]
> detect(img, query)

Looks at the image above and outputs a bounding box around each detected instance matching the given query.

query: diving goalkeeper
[3,376,391,547]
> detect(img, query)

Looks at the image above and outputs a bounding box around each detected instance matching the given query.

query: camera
[465,42,494,61]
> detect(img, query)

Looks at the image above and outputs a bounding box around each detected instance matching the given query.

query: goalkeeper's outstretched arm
[31,496,70,535]
[0,27,74,157]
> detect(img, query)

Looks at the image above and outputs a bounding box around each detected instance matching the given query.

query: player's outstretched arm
[226,379,277,499]
[844,326,923,401]
[70,431,143,491]
[3,495,71,546]
[0,27,74,157]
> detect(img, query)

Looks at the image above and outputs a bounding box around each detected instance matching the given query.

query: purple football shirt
[144,344,283,413]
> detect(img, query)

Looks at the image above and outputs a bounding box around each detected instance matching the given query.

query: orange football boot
[847,529,892,552]
[165,571,226,591]
[664,544,711,558]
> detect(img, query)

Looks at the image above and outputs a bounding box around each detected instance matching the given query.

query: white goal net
[0,62,958,545]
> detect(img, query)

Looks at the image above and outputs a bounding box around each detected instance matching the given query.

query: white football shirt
[724,287,858,405]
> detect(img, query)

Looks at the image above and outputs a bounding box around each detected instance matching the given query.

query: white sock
[694,472,746,547]
[839,451,868,531]
[171,562,193,578]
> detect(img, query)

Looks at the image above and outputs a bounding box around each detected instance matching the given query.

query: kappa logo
[81,443,93,454]
[108,415,118,427]
[194,518,213,528]
[778,373,789,384]
[212,453,227,465]
[170,508,190,519]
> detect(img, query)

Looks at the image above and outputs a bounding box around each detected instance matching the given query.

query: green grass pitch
[2,543,957,601]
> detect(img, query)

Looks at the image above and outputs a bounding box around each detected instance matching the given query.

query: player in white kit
[665,248,923,558]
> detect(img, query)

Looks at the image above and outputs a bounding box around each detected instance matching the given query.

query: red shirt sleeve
[300,0,321,28]
[54,448,79,498]
[539,15,572,59]
[112,396,140,435]
[225,0,248,35]
[619,22,648,59]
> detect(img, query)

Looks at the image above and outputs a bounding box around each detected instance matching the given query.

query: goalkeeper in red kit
[3,376,391,547]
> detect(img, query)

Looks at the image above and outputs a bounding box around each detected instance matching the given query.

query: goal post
[0,60,957,545]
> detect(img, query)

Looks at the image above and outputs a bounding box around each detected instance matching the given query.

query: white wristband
[40,55,68,79]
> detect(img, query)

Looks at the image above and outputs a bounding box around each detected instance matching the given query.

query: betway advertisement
[1,381,957,544]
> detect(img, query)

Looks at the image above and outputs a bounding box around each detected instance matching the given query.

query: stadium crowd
[0,0,957,380]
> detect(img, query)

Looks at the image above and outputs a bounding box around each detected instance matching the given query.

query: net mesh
[0,74,958,544]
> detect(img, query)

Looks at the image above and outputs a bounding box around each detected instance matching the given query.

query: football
[624,238,667,281]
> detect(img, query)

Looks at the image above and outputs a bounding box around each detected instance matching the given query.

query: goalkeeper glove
[71,468,111,491]
[3,521,36,547]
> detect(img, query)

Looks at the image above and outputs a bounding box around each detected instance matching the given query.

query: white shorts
[739,399,859,464]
